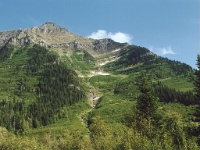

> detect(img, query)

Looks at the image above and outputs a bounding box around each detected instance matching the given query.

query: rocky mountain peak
[0,22,127,54]
[42,22,57,26]
[32,22,68,34]
[40,22,64,29]
[22,22,64,36]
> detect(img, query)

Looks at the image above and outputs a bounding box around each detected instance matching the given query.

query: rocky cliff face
[0,22,127,54]
[0,30,20,49]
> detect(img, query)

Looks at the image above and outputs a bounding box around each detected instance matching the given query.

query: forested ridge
[104,45,194,79]
[0,45,85,132]
[0,44,200,149]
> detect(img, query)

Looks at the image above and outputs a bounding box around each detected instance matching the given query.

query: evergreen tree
[194,55,200,144]
[136,75,157,133]
[195,55,200,102]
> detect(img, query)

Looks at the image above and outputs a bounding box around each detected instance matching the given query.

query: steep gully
[79,48,122,127]
[79,59,111,126]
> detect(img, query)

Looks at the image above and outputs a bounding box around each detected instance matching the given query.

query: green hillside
[104,45,194,78]
[0,45,86,132]
[0,44,199,149]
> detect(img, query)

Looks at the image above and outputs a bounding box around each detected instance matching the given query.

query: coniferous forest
[0,45,85,132]
[0,44,200,149]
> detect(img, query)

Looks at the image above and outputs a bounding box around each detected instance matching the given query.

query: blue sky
[0,0,199,68]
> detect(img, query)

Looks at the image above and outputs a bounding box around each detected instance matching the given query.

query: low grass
[90,93,136,123]
[89,75,120,92]
[161,77,194,91]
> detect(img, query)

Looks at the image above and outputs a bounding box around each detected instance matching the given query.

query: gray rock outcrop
[0,22,127,54]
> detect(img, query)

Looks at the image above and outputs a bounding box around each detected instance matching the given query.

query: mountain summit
[0,22,127,54]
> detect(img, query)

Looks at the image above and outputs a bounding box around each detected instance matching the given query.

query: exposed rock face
[0,22,127,54]
[93,39,125,52]
[0,30,20,49]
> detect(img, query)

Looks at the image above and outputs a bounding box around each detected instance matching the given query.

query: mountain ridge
[0,22,127,55]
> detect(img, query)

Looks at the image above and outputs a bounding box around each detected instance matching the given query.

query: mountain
[0,22,198,149]
[0,22,126,55]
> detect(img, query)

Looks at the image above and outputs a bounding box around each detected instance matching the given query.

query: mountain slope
[103,45,194,77]
[0,23,198,149]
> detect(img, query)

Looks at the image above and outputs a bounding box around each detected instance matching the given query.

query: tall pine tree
[193,55,200,146]
[195,55,200,102]
[136,75,157,134]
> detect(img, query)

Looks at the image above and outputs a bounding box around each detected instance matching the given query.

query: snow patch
[90,71,110,76]
[96,71,110,75]
[93,97,100,101]
[113,49,120,52]
[99,57,120,66]
[99,61,111,66]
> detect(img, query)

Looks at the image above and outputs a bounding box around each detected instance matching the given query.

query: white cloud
[88,30,108,39]
[149,46,176,55]
[88,30,132,44]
